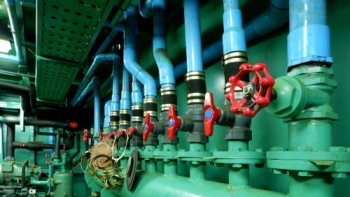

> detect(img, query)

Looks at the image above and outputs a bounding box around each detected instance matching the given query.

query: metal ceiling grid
[35,59,80,101]
[36,0,116,63]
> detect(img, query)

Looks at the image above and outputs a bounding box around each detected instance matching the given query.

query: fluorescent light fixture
[0,39,11,53]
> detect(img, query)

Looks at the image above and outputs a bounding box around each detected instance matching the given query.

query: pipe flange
[212,150,265,165]
[126,148,138,190]
[267,147,350,175]
[177,149,213,162]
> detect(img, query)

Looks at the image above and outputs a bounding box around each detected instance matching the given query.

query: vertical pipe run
[153,0,175,87]
[104,101,111,128]
[121,68,131,111]
[184,0,203,72]
[228,141,249,187]
[124,7,157,98]
[94,77,101,140]
[132,76,143,105]
[288,0,332,67]
[222,0,246,53]
[5,125,14,161]
[111,58,120,112]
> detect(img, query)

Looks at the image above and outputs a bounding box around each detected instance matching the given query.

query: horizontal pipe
[155,0,289,87]
[0,81,36,111]
[3,116,70,128]
[95,23,125,55]
[103,171,286,197]
[72,77,97,107]
[70,53,120,106]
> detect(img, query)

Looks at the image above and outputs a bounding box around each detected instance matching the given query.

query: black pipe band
[110,115,120,123]
[120,114,131,122]
[186,79,206,95]
[144,102,157,112]
[161,94,177,106]
[132,109,143,117]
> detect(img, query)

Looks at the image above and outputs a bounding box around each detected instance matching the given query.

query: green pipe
[110,170,286,197]
[188,143,206,180]
[289,172,333,197]
[162,144,177,175]
[145,159,157,172]
[288,119,332,151]
[228,141,249,187]
[164,160,177,175]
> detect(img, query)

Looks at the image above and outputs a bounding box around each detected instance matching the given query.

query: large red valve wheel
[226,63,275,117]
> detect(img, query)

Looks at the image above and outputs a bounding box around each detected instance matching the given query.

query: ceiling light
[0,39,11,53]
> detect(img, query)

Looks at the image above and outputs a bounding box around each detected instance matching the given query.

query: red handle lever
[226,63,275,117]
[143,113,154,141]
[168,105,180,140]
[114,130,124,137]
[83,129,89,142]
[98,129,103,142]
[204,92,221,136]
[126,127,137,136]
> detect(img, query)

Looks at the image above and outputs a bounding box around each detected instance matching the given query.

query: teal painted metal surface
[54,172,74,197]
[103,170,286,197]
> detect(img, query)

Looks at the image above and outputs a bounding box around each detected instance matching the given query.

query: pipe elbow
[154,48,175,86]
[139,0,153,18]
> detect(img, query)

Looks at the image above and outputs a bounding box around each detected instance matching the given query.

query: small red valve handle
[70,121,78,129]
[167,105,181,141]
[204,92,221,136]
[98,129,103,142]
[143,113,154,141]
[114,130,124,138]
[126,127,137,136]
[226,63,275,117]
[83,129,89,143]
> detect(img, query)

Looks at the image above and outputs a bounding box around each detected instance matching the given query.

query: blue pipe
[48,127,54,187]
[86,74,113,103]
[72,79,96,107]
[124,7,157,98]
[70,53,120,106]
[184,0,203,72]
[222,0,246,53]
[93,77,101,138]
[155,0,289,87]
[288,0,332,67]
[121,67,131,111]
[111,58,121,112]
[95,23,125,55]
[4,0,25,66]
[152,0,175,88]
[139,0,153,18]
[103,100,111,128]
[132,76,143,105]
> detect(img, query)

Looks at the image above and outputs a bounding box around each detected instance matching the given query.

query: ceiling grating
[35,59,80,101]
[35,0,116,101]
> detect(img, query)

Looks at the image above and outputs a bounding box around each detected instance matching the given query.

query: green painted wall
[173,0,350,196]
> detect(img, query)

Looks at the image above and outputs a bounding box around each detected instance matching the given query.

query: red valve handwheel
[167,105,180,141]
[70,121,78,129]
[126,127,137,136]
[204,92,221,136]
[143,113,154,141]
[226,63,275,117]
